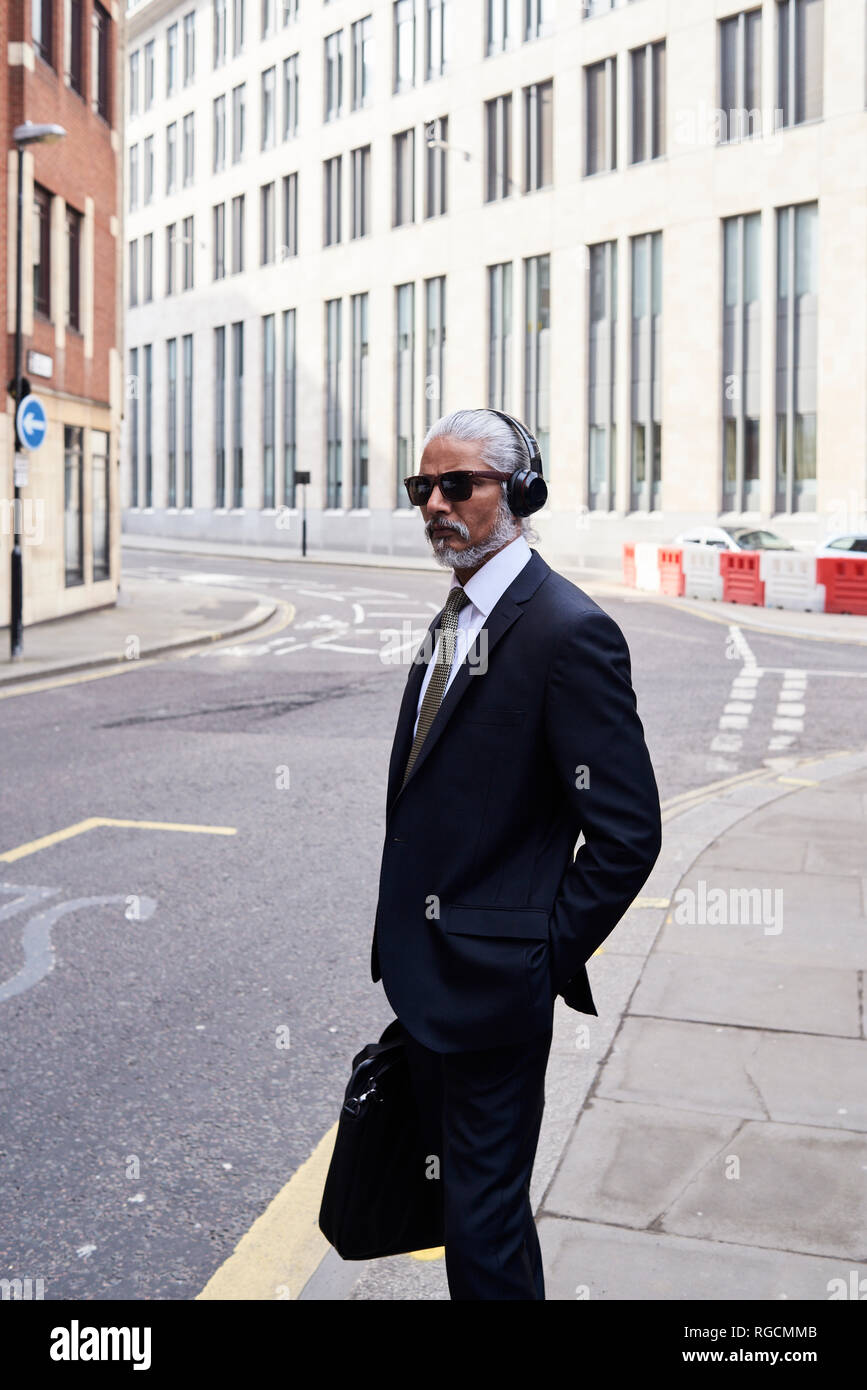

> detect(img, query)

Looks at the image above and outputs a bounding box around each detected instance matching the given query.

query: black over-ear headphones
[486,409,548,518]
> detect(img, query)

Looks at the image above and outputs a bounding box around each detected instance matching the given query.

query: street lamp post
[9,121,66,659]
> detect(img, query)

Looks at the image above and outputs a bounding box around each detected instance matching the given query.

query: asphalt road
[1,547,865,1299]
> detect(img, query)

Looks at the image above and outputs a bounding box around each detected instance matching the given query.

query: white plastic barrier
[681,545,723,600]
[634,541,661,592]
[760,551,826,612]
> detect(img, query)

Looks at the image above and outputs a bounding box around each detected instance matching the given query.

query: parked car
[816,533,867,559]
[674,525,796,552]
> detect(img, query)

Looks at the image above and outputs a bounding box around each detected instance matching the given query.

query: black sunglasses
[403,469,511,506]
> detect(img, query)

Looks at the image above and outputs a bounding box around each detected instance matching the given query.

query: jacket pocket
[442,903,549,940]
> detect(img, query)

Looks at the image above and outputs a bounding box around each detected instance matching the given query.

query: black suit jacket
[369,547,661,1053]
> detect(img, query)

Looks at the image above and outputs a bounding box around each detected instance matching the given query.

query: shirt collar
[448,534,533,618]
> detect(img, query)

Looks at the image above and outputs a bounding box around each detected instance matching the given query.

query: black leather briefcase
[318,1018,445,1260]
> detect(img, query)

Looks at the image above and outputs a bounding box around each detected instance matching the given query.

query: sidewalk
[301,748,867,1300]
[0,576,275,687]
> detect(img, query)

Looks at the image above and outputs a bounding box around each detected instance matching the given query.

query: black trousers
[400,1020,553,1300]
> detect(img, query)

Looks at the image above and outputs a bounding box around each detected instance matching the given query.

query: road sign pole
[10,143,25,659]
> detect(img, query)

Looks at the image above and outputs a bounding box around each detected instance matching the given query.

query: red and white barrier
[620,542,867,616]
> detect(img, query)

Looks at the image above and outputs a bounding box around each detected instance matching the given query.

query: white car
[674,525,796,552]
[816,533,867,559]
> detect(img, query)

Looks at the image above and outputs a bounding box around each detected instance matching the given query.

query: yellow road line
[776,776,819,786]
[197,1124,338,1301]
[0,816,237,862]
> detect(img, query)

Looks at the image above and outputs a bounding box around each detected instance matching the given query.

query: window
[215,325,226,506]
[720,8,762,141]
[262,66,276,148]
[425,0,450,79]
[486,0,510,56]
[395,283,415,505]
[182,214,194,289]
[325,299,343,508]
[778,0,823,126]
[425,276,446,429]
[33,0,54,66]
[524,79,553,190]
[129,49,140,115]
[525,0,552,42]
[144,40,155,109]
[166,123,177,194]
[232,83,246,162]
[263,314,275,507]
[167,338,178,507]
[425,117,447,217]
[524,254,550,465]
[92,431,110,580]
[393,129,415,226]
[183,11,195,83]
[630,40,665,163]
[166,223,177,295]
[351,294,369,508]
[630,230,662,510]
[262,0,276,39]
[66,205,82,331]
[282,0,298,21]
[182,334,193,507]
[324,156,342,246]
[282,172,298,257]
[143,343,153,504]
[213,94,226,171]
[485,94,512,201]
[394,0,416,93]
[588,241,617,510]
[260,182,275,264]
[231,193,245,272]
[213,0,227,67]
[233,0,245,56]
[722,214,761,513]
[33,184,52,319]
[129,347,139,506]
[143,233,153,301]
[351,146,371,237]
[183,113,195,185]
[325,31,344,121]
[65,0,84,94]
[213,202,226,279]
[129,239,139,307]
[90,4,109,119]
[352,16,373,109]
[283,54,299,138]
[64,426,84,585]
[144,135,154,202]
[282,309,297,506]
[488,262,513,410]
[129,144,139,211]
[231,320,244,507]
[167,23,178,96]
[775,202,817,511]
[585,56,617,174]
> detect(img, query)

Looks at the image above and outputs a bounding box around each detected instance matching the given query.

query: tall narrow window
[166,123,177,194]
[351,293,369,508]
[65,0,84,93]
[129,346,139,506]
[233,0,245,56]
[215,325,226,506]
[486,0,510,56]
[282,172,299,257]
[144,39,155,108]
[282,309,297,507]
[64,425,84,585]
[722,213,761,512]
[630,231,662,510]
[352,15,373,108]
[143,233,153,301]
[143,343,153,505]
[167,337,178,507]
[144,135,154,201]
[33,185,52,319]
[33,0,54,66]
[425,0,450,79]
[263,314,275,508]
[66,205,82,331]
[393,129,415,226]
[524,254,550,465]
[213,0,227,68]
[213,94,226,171]
[325,30,344,120]
[524,79,553,191]
[485,94,512,201]
[129,144,139,211]
[425,117,447,217]
[129,239,139,308]
[283,53,299,138]
[183,10,196,83]
[524,0,552,42]
[395,282,415,505]
[775,202,817,511]
[232,83,246,163]
[183,333,193,507]
[92,430,110,581]
[630,40,665,163]
[166,22,178,95]
[588,241,617,511]
[488,262,513,410]
[182,214,194,289]
[778,0,823,126]
[324,156,342,245]
[213,202,226,279]
[260,182,275,264]
[262,65,276,148]
[394,0,416,92]
[231,194,245,272]
[425,276,446,429]
[720,8,762,142]
[183,113,195,185]
[232,320,244,507]
[326,299,343,508]
[351,146,371,237]
[166,223,177,295]
[585,56,617,174]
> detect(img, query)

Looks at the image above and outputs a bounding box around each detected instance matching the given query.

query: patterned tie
[401,585,471,788]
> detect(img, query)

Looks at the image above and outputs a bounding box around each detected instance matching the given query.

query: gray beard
[428,496,521,570]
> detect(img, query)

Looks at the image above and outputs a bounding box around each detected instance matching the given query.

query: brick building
[1,0,123,638]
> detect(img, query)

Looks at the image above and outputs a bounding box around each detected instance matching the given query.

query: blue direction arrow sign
[16,394,47,450]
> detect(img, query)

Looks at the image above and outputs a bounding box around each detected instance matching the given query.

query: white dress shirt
[413,534,533,738]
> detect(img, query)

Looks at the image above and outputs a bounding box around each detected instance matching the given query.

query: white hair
[420,408,541,546]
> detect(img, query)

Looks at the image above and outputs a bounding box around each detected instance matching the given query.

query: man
[369,408,661,1300]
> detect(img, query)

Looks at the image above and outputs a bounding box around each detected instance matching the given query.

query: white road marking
[708,625,763,771]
